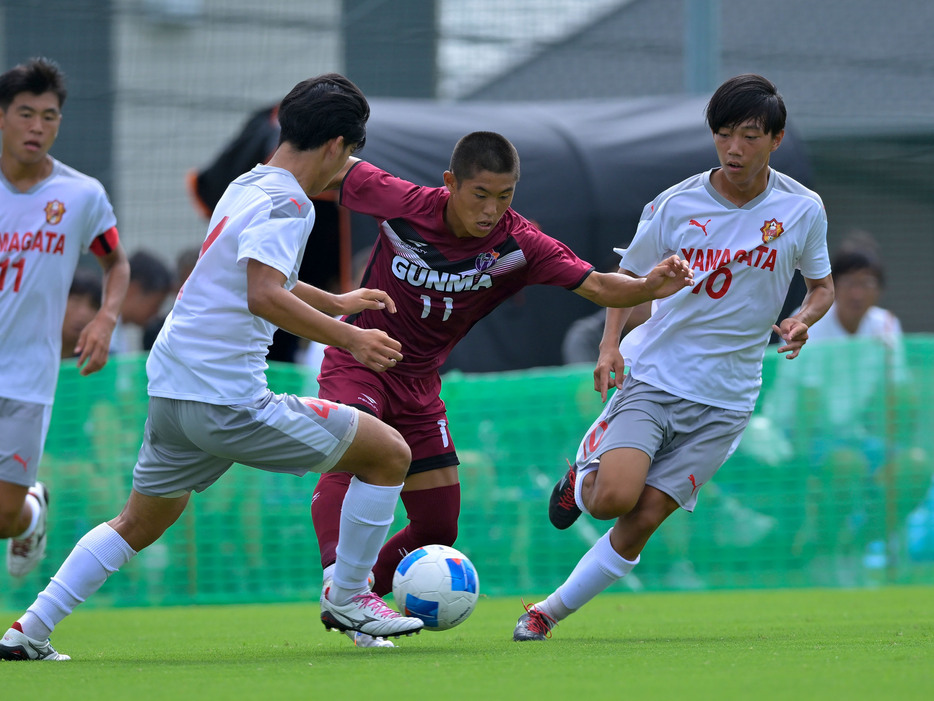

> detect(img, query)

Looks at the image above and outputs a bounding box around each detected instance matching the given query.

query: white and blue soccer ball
[392,544,479,631]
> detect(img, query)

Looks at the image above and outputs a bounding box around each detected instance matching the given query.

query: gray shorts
[574,378,750,511]
[133,391,358,497]
[0,397,52,488]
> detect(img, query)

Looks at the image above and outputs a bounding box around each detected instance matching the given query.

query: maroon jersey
[332,161,594,376]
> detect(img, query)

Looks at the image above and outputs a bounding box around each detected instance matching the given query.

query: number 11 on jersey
[420,295,453,321]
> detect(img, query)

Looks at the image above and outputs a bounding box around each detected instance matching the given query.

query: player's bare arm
[574,255,693,308]
[247,259,402,372]
[292,281,397,316]
[75,244,130,376]
[593,304,633,403]
[773,273,834,359]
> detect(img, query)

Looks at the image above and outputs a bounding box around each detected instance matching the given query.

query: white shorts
[574,378,750,511]
[0,397,52,488]
[133,390,359,497]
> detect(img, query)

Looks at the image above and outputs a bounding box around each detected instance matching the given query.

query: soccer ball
[392,544,479,631]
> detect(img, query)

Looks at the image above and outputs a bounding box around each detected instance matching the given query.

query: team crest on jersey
[760,218,784,243]
[475,250,499,272]
[44,200,66,225]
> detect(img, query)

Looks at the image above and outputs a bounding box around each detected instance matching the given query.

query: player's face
[443,169,516,239]
[0,91,62,166]
[834,269,880,329]
[711,119,783,198]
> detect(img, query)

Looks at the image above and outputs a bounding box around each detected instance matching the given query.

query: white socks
[19,523,136,640]
[538,529,640,621]
[329,477,402,605]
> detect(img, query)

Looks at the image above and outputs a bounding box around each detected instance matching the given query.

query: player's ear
[770,129,785,152]
[442,170,457,192]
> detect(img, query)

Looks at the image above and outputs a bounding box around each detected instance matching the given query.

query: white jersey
[782,303,908,432]
[618,168,831,412]
[147,165,314,404]
[0,159,116,405]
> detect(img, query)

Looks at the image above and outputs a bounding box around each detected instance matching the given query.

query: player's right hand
[593,346,626,403]
[645,255,694,299]
[337,287,398,315]
[349,327,404,372]
[75,315,115,376]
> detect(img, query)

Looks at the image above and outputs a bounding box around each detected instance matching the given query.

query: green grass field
[2,586,932,700]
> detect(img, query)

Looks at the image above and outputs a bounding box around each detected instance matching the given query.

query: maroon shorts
[317,347,458,475]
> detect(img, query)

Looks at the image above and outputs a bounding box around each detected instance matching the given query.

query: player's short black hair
[706,74,786,136]
[277,73,369,153]
[0,57,67,111]
[449,131,520,183]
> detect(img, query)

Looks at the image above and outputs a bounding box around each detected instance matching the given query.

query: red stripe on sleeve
[89,226,120,256]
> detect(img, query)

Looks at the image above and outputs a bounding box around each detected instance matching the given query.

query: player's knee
[382,430,412,479]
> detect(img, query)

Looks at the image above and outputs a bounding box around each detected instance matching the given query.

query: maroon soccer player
[312,131,693,647]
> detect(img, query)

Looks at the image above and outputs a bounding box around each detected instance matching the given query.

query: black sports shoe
[513,602,556,642]
[548,459,582,529]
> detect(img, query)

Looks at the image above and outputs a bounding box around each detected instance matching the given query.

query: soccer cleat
[321,590,423,638]
[7,482,49,577]
[548,460,583,529]
[513,602,556,642]
[320,572,394,647]
[0,625,70,661]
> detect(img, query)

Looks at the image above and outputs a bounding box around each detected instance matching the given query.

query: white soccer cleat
[320,590,423,639]
[321,571,394,647]
[0,626,70,661]
[7,482,49,577]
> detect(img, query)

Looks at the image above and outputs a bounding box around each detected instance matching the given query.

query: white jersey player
[0,58,130,579]
[515,74,835,642]
[0,73,425,662]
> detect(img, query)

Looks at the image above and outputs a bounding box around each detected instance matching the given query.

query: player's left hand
[773,319,809,359]
[337,288,397,315]
[644,255,694,299]
[74,315,115,376]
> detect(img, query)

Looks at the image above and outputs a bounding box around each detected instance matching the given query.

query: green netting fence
[3,336,933,610]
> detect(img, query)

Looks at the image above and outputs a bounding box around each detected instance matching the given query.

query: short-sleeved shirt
[0,159,117,405]
[327,161,595,377]
[767,303,908,435]
[618,168,831,412]
[147,165,313,404]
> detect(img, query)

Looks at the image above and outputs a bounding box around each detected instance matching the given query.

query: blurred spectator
[807,232,899,343]
[767,232,928,584]
[111,250,174,354]
[62,268,103,359]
